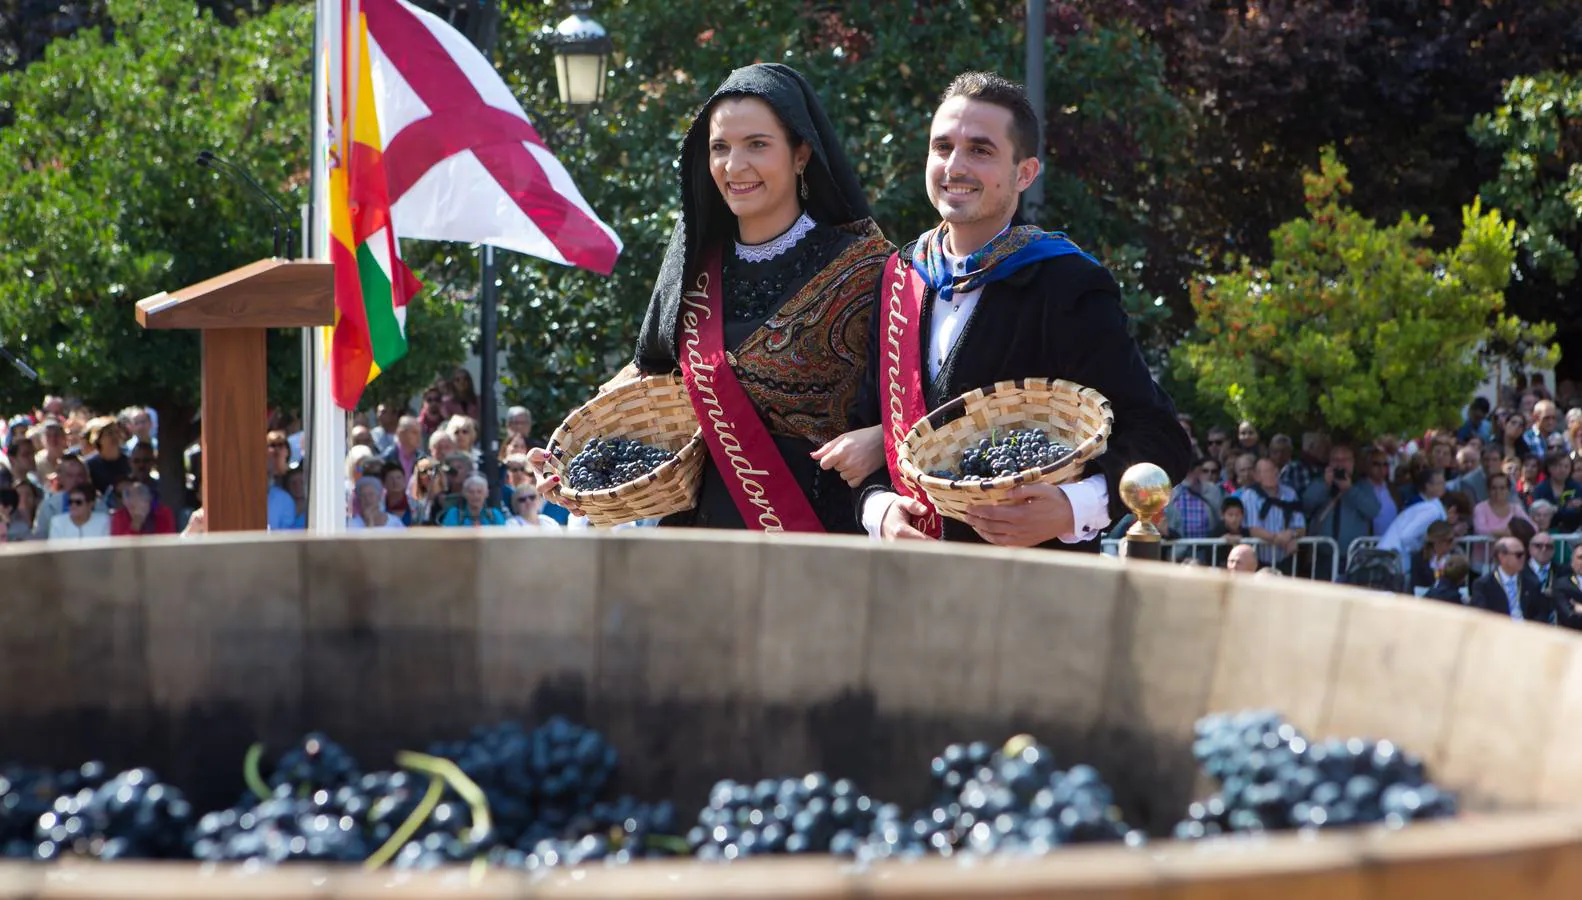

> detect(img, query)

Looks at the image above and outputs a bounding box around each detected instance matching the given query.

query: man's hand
[527,447,586,518]
[963,483,1075,548]
[811,425,884,487]
[880,496,933,540]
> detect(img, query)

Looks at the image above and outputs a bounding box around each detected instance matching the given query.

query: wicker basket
[544,374,706,527]
[896,378,1113,523]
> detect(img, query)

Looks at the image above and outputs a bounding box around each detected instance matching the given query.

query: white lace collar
[735,212,815,263]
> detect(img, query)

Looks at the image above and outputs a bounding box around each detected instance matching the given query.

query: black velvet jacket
[853,250,1193,552]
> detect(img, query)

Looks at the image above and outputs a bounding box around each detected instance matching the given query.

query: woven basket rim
[897,378,1114,494]
[544,374,705,503]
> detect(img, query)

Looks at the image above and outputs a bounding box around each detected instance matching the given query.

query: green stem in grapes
[363,773,444,871]
[243,743,271,802]
[644,834,691,856]
[395,751,493,846]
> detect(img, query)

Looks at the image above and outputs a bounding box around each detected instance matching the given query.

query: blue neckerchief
[911,223,1099,304]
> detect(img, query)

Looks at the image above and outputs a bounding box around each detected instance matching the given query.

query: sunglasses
[1207,438,1226,445]
[1533,543,1556,551]
[506,464,527,474]
[515,495,538,504]
[1503,549,1527,558]
[268,441,288,450]
[68,498,87,507]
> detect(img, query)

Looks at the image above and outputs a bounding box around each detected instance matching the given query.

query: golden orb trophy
[1118,462,1173,561]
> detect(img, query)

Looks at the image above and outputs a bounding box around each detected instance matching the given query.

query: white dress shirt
[48,511,111,540]
[1376,497,1446,565]
[862,247,1111,542]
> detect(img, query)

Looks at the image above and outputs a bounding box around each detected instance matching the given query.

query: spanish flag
[327,0,421,411]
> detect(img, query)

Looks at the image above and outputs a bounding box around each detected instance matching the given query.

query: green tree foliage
[1471,70,1582,285]
[429,0,1190,426]
[0,0,466,474]
[1101,0,1582,336]
[0,0,318,489]
[1174,147,1558,442]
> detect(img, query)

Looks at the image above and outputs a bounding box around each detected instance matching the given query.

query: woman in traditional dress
[534,64,891,533]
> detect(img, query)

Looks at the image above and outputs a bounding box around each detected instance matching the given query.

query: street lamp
[548,1,612,110]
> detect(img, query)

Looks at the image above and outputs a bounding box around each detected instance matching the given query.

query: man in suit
[854,71,1191,549]
[1470,536,1555,623]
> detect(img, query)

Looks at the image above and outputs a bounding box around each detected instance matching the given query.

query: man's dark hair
[1470,396,1490,414]
[1221,496,1244,513]
[1411,465,1443,494]
[939,71,1039,162]
[1441,490,1473,520]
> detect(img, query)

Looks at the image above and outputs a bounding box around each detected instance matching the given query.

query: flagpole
[307,0,347,534]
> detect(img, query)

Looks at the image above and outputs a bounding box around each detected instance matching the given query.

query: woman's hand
[811,425,884,487]
[528,447,585,518]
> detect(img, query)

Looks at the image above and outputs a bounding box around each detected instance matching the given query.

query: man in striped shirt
[1237,457,1306,568]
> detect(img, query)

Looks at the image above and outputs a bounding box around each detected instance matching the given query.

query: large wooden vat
[0,529,1580,897]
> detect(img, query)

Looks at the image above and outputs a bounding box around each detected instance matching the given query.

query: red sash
[676,248,825,533]
[878,253,944,539]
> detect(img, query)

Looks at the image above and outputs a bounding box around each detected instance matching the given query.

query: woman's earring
[799,171,809,200]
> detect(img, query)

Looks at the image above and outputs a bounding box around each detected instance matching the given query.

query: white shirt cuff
[861,491,900,540]
[1056,474,1111,544]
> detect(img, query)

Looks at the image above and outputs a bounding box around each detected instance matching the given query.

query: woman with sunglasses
[408,458,442,527]
[506,485,560,530]
[47,483,110,540]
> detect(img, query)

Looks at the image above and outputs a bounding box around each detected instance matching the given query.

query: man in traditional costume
[855,72,1191,550]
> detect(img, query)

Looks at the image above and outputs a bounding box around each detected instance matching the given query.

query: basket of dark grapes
[896,377,1113,523]
[544,374,706,526]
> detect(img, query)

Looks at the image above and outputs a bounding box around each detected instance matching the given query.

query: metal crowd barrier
[1100,536,1341,581]
[1344,532,1582,582]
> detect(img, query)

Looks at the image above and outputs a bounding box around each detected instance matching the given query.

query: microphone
[195,150,294,259]
[0,345,38,381]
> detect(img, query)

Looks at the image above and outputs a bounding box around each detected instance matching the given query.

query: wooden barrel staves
[0,529,1580,897]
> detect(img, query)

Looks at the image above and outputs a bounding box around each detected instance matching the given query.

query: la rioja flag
[324,0,623,411]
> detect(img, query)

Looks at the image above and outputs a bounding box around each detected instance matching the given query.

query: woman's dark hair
[1488,471,1510,491]
[1545,450,1571,472]
[0,487,17,509]
[67,482,95,504]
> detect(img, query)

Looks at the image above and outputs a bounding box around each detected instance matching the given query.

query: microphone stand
[0,335,38,382]
[195,150,296,259]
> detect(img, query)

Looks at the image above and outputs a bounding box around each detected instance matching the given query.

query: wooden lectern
[136,259,334,533]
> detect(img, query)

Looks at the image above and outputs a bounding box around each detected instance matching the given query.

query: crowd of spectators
[11,365,1582,631]
[0,368,582,546]
[1163,373,1582,630]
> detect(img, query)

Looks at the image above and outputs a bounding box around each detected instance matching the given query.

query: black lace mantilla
[722,223,844,323]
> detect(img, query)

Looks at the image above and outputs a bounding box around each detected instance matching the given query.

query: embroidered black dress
[631,63,892,533]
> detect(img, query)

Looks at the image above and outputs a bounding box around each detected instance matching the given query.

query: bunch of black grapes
[21,763,194,861]
[682,737,1138,864]
[929,428,1074,482]
[853,736,1140,860]
[565,437,675,491]
[686,773,885,861]
[1174,710,1458,838]
[192,733,372,864]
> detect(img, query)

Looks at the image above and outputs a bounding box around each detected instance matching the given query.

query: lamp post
[1024,0,1046,225]
[547,1,612,132]
[478,2,611,506]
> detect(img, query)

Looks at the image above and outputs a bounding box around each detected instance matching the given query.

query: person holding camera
[1302,443,1381,579]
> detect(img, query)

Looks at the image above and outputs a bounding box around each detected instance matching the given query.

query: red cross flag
[320,0,622,410]
[359,0,622,276]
